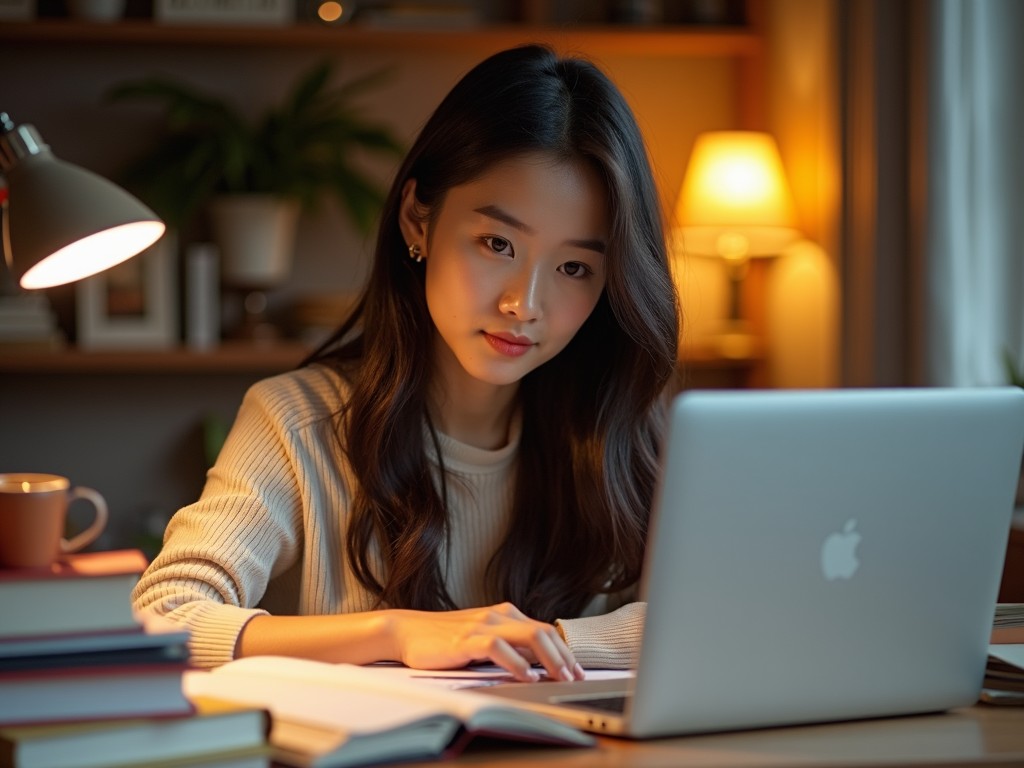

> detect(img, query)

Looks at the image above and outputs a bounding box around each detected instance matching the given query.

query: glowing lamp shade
[1,115,165,290]
[675,131,800,260]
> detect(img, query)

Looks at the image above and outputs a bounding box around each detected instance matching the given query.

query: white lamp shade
[676,131,800,259]
[4,144,165,290]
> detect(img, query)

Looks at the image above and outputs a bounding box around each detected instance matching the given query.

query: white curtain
[928,0,1024,386]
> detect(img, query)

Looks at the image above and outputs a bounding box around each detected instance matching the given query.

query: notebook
[477,387,1024,738]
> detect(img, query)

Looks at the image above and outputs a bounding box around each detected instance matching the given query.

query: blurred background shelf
[0,339,763,380]
[0,341,311,374]
[0,18,762,57]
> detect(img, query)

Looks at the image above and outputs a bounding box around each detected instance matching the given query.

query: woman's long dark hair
[306,44,680,621]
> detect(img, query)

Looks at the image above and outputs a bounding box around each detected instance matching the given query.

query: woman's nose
[498,266,544,321]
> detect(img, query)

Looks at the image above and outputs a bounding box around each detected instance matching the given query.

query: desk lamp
[675,130,800,359]
[0,112,165,290]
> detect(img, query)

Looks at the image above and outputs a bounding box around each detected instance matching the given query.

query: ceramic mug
[0,473,108,569]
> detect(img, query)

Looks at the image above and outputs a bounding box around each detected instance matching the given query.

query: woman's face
[412,153,609,391]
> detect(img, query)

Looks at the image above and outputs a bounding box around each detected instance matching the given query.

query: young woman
[133,44,680,683]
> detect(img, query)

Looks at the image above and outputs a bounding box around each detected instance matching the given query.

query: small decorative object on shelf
[0,0,31,18]
[75,231,179,350]
[352,0,482,28]
[155,0,296,25]
[611,0,662,24]
[184,242,220,351]
[677,0,745,25]
[304,0,357,25]
[0,0,32,20]
[0,238,65,349]
[67,0,125,22]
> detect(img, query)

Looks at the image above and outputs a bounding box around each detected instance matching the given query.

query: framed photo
[76,232,179,350]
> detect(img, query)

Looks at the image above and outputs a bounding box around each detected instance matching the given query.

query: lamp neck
[0,114,49,174]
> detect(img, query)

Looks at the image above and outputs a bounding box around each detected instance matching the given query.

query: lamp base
[712,319,759,360]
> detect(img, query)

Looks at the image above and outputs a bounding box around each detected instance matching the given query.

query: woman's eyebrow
[475,204,533,234]
[474,204,606,254]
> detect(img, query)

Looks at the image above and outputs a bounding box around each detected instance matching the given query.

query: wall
[2,31,744,549]
[765,0,842,388]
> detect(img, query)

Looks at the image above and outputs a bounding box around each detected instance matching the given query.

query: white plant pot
[209,195,300,289]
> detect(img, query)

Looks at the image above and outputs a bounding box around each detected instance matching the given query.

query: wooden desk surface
[392,705,1024,767]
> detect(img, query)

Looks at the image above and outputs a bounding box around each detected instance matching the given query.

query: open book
[182,656,594,768]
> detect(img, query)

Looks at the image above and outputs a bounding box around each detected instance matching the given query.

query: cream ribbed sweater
[132,364,645,669]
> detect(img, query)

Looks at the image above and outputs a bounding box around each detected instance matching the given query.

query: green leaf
[104,60,404,230]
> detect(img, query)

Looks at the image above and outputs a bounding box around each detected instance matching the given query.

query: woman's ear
[398,179,428,252]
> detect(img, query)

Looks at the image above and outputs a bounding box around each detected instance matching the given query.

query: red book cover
[0,549,149,583]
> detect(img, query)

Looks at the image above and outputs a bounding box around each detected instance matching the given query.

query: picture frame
[76,232,179,350]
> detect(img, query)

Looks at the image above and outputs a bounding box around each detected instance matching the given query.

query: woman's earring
[408,244,423,262]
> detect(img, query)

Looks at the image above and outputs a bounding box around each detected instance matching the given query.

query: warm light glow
[676,131,800,258]
[19,220,166,290]
[318,0,343,22]
[0,473,68,493]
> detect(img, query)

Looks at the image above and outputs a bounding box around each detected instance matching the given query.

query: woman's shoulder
[243,363,352,431]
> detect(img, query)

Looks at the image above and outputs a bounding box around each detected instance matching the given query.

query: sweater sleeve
[131,376,306,668]
[556,601,646,669]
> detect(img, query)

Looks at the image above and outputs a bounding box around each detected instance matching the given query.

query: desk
[392,705,1024,767]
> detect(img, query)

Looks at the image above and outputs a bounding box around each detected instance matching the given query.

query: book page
[184,656,595,743]
[369,663,633,690]
[989,644,1024,670]
[184,658,457,734]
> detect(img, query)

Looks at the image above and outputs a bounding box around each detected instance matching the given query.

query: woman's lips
[483,332,534,357]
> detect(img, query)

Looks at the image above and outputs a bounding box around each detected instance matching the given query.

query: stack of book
[992,602,1024,643]
[0,293,65,351]
[982,603,1024,705]
[0,549,270,767]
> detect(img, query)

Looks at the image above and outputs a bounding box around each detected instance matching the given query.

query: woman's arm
[238,602,584,683]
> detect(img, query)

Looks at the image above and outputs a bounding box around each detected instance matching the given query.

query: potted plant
[106,60,403,297]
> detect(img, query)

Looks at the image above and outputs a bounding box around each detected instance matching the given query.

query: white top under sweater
[132,364,645,669]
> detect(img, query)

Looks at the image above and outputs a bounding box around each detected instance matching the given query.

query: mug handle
[61,486,109,554]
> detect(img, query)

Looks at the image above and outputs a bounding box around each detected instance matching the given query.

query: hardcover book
[183,656,594,768]
[0,550,147,640]
[0,661,194,727]
[0,697,269,768]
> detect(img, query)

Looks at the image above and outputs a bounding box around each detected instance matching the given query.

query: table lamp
[0,112,165,290]
[675,130,800,358]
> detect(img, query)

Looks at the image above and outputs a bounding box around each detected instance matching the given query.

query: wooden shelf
[0,18,762,57]
[0,339,760,376]
[0,341,311,374]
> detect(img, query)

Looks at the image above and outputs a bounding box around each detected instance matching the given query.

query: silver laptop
[479,387,1024,738]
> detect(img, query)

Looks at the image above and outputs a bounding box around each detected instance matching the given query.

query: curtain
[928,0,1024,386]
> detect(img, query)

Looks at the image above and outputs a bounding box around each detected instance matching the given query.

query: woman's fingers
[392,603,586,682]
[514,623,579,682]
[468,634,540,682]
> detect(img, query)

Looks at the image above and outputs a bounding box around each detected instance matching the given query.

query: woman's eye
[483,236,513,257]
[559,261,592,279]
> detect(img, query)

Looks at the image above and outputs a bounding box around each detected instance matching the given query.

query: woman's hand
[386,602,586,683]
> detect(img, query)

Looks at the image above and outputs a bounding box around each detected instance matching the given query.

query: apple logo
[821,518,861,580]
